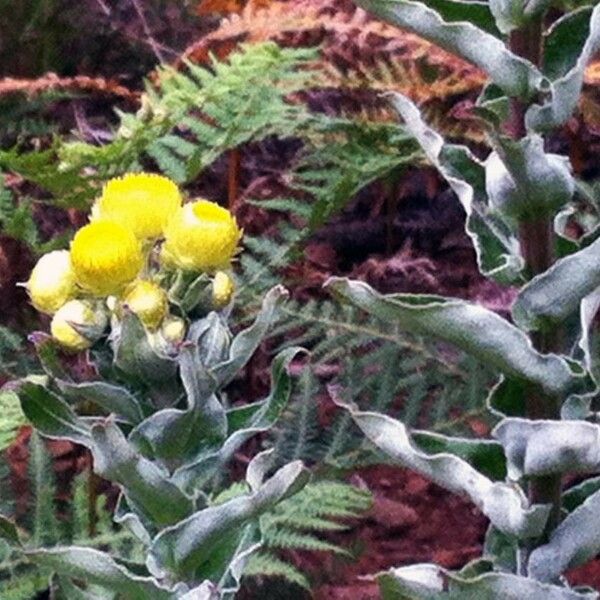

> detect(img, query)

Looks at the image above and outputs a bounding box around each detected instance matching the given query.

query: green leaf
[563,476,600,513]
[114,312,177,385]
[354,0,543,99]
[336,402,549,539]
[212,285,288,387]
[543,7,594,80]
[529,486,600,583]
[325,277,592,399]
[493,418,600,478]
[90,421,194,528]
[378,563,597,599]
[0,514,20,546]
[25,547,175,600]
[512,234,600,331]
[173,348,303,493]
[388,93,523,283]
[527,4,600,131]
[57,380,145,425]
[149,461,309,579]
[0,390,27,450]
[18,381,92,446]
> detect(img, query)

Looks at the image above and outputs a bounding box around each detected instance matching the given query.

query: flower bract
[122,279,168,330]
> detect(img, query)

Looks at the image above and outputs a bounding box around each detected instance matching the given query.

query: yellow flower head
[27,250,76,314]
[50,299,107,352]
[70,221,143,296]
[212,271,235,308]
[122,279,168,330]
[95,173,182,239]
[163,200,242,271]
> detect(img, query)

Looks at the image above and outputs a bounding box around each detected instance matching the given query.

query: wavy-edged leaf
[493,418,600,478]
[149,461,309,579]
[18,381,92,446]
[529,486,600,583]
[388,92,523,283]
[25,547,175,600]
[57,380,144,424]
[173,348,303,493]
[354,0,543,98]
[512,235,600,331]
[337,403,549,539]
[527,4,600,131]
[91,420,194,528]
[325,277,591,399]
[378,563,597,599]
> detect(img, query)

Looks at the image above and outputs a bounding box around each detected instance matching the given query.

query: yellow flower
[70,221,143,296]
[212,271,234,308]
[27,250,76,314]
[122,279,168,330]
[50,300,107,352]
[95,173,182,239]
[163,200,242,271]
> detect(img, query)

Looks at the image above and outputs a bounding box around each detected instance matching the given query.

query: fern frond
[243,551,310,590]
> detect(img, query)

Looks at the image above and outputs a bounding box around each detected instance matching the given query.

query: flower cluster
[27,173,241,352]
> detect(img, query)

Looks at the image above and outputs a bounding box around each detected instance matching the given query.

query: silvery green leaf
[57,380,145,425]
[173,348,302,493]
[338,403,549,538]
[378,563,597,599]
[489,0,525,34]
[148,461,309,579]
[29,332,71,380]
[388,93,523,282]
[114,494,152,546]
[512,236,600,331]
[114,311,177,385]
[529,486,600,583]
[130,344,228,465]
[246,449,275,492]
[188,312,232,371]
[483,525,518,573]
[579,288,600,385]
[493,419,600,478]
[563,476,600,513]
[354,0,543,99]
[25,546,175,600]
[178,581,219,600]
[422,0,499,34]
[486,135,574,223]
[212,285,288,387]
[526,5,600,131]
[325,277,591,399]
[18,382,92,446]
[91,420,194,528]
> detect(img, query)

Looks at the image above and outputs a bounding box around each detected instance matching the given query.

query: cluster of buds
[26,173,241,352]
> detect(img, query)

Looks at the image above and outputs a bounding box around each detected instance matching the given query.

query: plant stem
[508,16,563,535]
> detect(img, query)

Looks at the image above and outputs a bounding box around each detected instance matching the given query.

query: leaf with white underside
[378,563,598,599]
[148,461,310,579]
[527,5,600,132]
[529,486,600,584]
[493,419,600,479]
[337,403,549,538]
[325,277,592,399]
[387,92,523,283]
[512,235,600,331]
[354,0,543,99]
[25,547,175,600]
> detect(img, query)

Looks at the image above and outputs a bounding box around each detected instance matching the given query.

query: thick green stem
[508,16,563,536]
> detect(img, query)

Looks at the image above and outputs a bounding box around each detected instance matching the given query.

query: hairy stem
[508,16,563,536]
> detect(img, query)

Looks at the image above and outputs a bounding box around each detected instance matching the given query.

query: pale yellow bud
[50,300,107,352]
[161,315,186,343]
[122,280,168,330]
[212,271,235,308]
[27,251,77,315]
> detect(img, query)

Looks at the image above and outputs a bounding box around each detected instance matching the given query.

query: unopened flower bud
[50,300,107,352]
[27,250,76,315]
[122,280,168,330]
[212,271,234,308]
